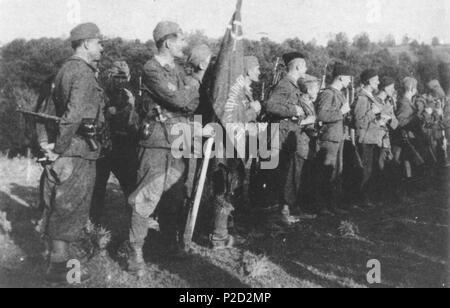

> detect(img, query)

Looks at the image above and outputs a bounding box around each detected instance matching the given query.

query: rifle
[17,108,99,152]
[320,63,328,91]
[17,108,64,122]
[402,130,425,166]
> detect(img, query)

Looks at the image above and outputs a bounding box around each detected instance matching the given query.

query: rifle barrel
[17,109,63,122]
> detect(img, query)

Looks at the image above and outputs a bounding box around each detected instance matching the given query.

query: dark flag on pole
[211,0,245,123]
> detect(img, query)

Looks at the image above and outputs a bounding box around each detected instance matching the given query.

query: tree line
[1,31,450,156]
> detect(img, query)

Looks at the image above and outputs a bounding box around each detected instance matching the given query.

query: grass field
[0,156,448,288]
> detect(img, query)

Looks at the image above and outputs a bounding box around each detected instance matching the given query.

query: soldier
[315,63,352,215]
[265,52,315,225]
[354,69,394,207]
[297,75,322,214]
[90,61,139,225]
[127,21,203,277]
[40,23,106,283]
[426,79,447,165]
[376,76,399,170]
[395,77,427,178]
[375,77,401,200]
[209,56,262,249]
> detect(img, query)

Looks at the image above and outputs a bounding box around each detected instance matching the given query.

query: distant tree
[353,32,371,52]
[381,34,396,48]
[402,35,411,46]
[432,37,441,46]
[326,32,350,59]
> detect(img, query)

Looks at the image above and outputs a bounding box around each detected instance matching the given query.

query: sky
[1,0,450,46]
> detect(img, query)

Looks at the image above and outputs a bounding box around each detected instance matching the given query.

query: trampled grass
[0,156,448,288]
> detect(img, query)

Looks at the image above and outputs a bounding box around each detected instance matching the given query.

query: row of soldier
[35,21,450,283]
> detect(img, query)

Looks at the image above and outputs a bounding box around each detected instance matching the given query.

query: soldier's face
[169,34,187,59]
[248,66,261,82]
[86,38,104,62]
[369,76,380,91]
[385,84,396,97]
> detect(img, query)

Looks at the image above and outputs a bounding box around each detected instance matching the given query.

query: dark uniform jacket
[396,97,420,131]
[140,57,200,149]
[105,87,139,144]
[354,90,385,146]
[266,76,310,157]
[53,56,105,160]
[316,87,345,143]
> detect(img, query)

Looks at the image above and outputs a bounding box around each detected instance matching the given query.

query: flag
[211,0,245,123]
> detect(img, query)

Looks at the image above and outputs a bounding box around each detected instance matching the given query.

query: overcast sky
[1,0,449,45]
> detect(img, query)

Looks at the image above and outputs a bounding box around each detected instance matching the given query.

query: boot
[128,245,146,278]
[210,196,234,249]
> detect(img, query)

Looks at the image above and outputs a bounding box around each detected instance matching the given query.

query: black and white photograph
[0,0,449,290]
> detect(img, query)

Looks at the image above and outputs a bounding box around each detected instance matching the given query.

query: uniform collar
[154,55,176,71]
[286,75,299,88]
[68,55,98,73]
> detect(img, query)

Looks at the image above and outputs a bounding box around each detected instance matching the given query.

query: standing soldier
[90,61,139,225]
[315,63,352,215]
[41,23,106,283]
[127,21,203,277]
[297,75,322,213]
[265,52,315,225]
[375,77,401,200]
[209,56,262,249]
[353,69,383,208]
[426,79,447,165]
[395,77,426,179]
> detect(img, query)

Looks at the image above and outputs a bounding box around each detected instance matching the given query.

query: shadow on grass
[98,181,249,288]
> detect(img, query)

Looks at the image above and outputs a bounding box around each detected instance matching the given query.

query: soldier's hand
[250,101,262,114]
[295,105,305,118]
[372,104,381,115]
[437,108,444,116]
[301,115,316,126]
[46,151,60,162]
[341,103,351,115]
[40,142,55,152]
[123,89,135,107]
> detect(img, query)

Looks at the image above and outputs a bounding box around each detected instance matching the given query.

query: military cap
[379,76,395,90]
[109,61,130,78]
[427,79,441,90]
[282,52,306,66]
[403,77,418,89]
[188,44,212,67]
[332,62,351,79]
[153,21,182,44]
[360,69,378,84]
[244,56,260,72]
[70,22,103,42]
